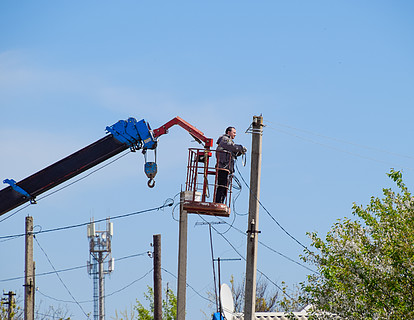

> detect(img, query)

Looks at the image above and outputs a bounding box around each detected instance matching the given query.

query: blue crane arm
[0,117,155,217]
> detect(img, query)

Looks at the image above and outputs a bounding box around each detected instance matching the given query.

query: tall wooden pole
[4,291,16,320]
[153,234,162,320]
[177,191,188,320]
[25,216,34,320]
[244,115,263,320]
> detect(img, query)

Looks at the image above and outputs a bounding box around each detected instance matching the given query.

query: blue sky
[1,1,414,319]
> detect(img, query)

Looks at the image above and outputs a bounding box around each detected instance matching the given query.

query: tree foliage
[0,296,21,320]
[0,294,71,320]
[301,170,414,319]
[113,286,177,320]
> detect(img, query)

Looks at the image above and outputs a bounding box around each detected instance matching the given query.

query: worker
[215,126,247,203]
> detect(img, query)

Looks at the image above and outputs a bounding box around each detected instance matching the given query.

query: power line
[0,252,149,283]
[235,162,308,251]
[265,123,413,171]
[105,268,153,298]
[0,150,131,224]
[197,215,292,299]
[36,267,153,304]
[0,203,31,223]
[213,216,317,274]
[265,120,414,160]
[37,151,132,202]
[0,199,174,240]
[161,267,211,303]
[34,236,90,318]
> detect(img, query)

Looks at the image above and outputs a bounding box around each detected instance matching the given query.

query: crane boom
[153,116,213,148]
[0,116,212,217]
[0,135,127,216]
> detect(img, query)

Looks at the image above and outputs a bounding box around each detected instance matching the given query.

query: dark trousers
[215,169,229,203]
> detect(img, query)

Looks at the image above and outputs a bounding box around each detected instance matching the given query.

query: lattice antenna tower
[87,218,114,320]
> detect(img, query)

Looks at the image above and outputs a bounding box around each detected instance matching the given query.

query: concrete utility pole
[25,216,35,320]
[176,191,188,320]
[244,115,264,320]
[153,234,162,320]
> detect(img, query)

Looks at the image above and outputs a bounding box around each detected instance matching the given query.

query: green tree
[135,286,177,320]
[301,170,414,319]
[113,286,177,320]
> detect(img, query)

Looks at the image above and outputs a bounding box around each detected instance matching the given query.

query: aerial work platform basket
[182,148,233,217]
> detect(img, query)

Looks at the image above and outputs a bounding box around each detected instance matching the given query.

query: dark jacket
[216,134,244,173]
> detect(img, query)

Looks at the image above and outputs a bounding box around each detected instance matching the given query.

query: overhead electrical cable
[0,251,149,283]
[34,236,90,318]
[36,267,153,304]
[0,203,31,223]
[0,199,174,240]
[235,163,308,251]
[0,150,131,224]
[37,150,132,202]
[161,267,212,303]
[265,123,413,171]
[197,215,292,299]
[214,216,317,274]
[266,120,414,160]
[105,267,153,298]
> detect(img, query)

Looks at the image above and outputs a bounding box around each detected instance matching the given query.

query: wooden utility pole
[176,191,188,320]
[153,234,162,320]
[244,115,264,320]
[3,291,16,320]
[25,216,35,320]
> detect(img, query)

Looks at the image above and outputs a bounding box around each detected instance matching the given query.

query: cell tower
[87,219,114,320]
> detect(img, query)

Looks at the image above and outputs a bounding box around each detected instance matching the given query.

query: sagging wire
[0,199,174,240]
[105,267,153,298]
[198,215,292,299]
[0,203,31,223]
[36,267,153,304]
[170,191,182,222]
[265,120,414,161]
[231,174,248,217]
[0,150,132,224]
[161,267,212,303]
[235,161,309,251]
[1,251,149,283]
[266,122,413,172]
[34,236,90,319]
[213,216,318,275]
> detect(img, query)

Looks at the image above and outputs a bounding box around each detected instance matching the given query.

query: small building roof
[233,312,309,320]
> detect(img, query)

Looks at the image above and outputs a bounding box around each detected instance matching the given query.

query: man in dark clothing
[215,126,247,203]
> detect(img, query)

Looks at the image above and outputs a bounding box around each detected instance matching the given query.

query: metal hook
[148,178,155,188]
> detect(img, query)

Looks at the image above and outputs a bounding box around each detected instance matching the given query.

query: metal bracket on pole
[246,219,261,240]
[245,117,265,135]
[3,179,37,204]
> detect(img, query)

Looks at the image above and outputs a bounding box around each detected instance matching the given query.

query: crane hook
[147,178,156,188]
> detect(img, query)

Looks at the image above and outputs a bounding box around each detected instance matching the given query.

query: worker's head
[225,126,236,139]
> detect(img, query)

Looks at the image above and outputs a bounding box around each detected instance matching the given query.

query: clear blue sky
[1,1,414,319]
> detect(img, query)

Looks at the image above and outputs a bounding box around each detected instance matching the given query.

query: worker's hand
[242,147,247,154]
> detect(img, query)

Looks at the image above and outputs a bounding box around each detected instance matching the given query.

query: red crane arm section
[152,116,213,148]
